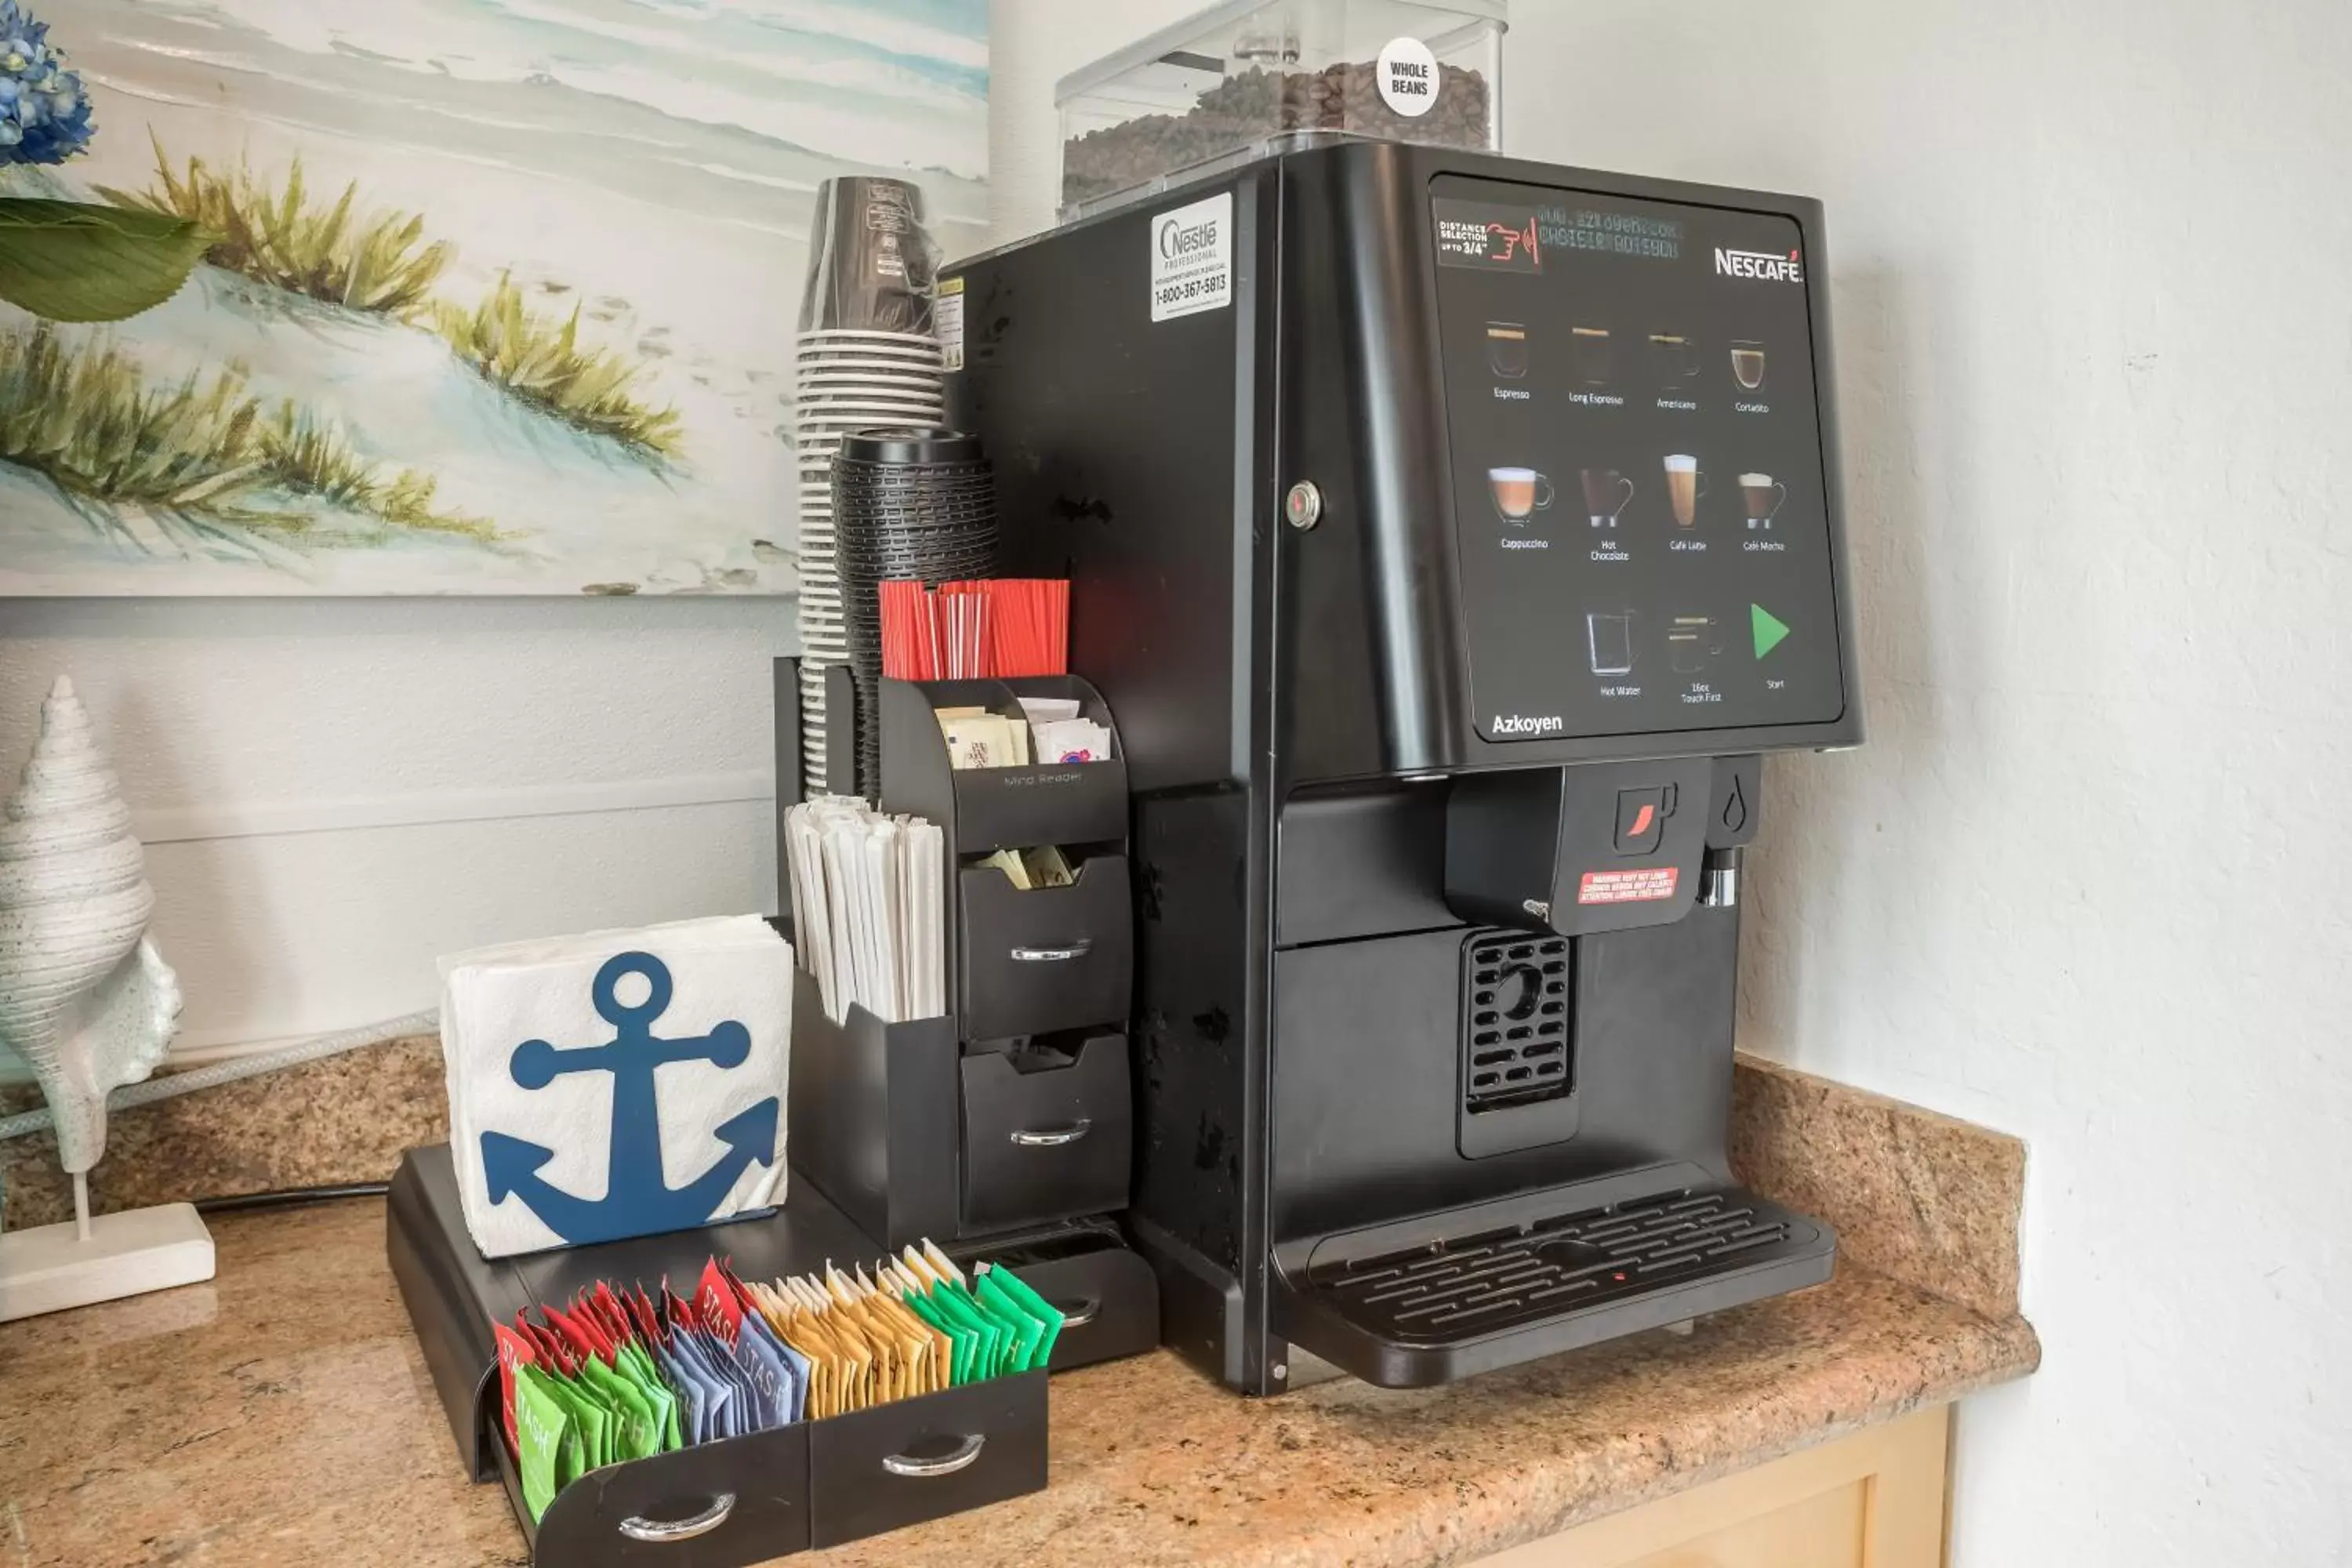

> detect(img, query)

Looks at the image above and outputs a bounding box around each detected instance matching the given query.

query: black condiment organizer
[782,664,1139,1253]
[788,971,1134,1247]
[387,1144,1050,1567]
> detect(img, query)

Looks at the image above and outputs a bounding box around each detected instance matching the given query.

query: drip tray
[1273,1181,1833,1388]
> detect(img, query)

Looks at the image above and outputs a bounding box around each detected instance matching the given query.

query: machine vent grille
[1461,931,1571,1111]
[1306,1189,1797,1344]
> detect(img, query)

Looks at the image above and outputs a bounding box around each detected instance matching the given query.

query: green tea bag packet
[514,1364,579,1524]
[975,1269,1050,1372]
[597,1354,673,1457]
[542,1370,612,1471]
[928,1283,1004,1381]
[931,1279,997,1382]
[898,1279,978,1384]
[617,1342,683,1451]
[982,1265,1067,1368]
[964,1278,1036,1376]
[580,1352,660,1462]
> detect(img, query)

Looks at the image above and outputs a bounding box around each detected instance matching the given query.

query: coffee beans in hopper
[1062,62,1492,210]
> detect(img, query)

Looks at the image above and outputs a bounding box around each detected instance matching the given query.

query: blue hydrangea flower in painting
[0,0,91,165]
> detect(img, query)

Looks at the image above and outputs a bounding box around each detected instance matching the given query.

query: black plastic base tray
[387,1145,1151,1564]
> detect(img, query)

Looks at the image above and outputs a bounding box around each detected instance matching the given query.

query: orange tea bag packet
[875,1262,951,1394]
[851,1266,924,1400]
[770,1281,842,1419]
[828,1267,902,1403]
[815,1293,878,1410]
[868,1282,946,1396]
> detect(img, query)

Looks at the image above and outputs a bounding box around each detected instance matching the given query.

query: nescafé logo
[1714,246,1802,283]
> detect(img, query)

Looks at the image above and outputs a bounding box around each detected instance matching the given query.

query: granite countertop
[0,1192,2037,1568]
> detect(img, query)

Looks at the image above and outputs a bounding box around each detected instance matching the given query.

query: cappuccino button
[1284,481,1323,530]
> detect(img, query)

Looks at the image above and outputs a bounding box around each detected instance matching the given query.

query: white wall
[989,2,2352,1563]
[1487,3,2352,1565]
[0,597,796,1053]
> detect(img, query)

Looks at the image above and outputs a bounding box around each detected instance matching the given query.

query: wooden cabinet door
[1625,1477,1865,1568]
[1472,1404,1948,1568]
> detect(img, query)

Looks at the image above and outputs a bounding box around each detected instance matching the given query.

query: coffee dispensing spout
[1444,756,1765,938]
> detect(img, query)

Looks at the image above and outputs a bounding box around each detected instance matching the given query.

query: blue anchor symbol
[479,951,780,1247]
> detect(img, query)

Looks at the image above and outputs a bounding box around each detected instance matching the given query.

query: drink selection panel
[1429,176,1847,741]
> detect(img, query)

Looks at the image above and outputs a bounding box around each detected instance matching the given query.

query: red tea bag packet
[720,1261,761,1315]
[695,1259,744,1340]
[571,1292,625,1361]
[541,1301,609,1366]
[523,1316,577,1378]
[627,1285,664,1347]
[590,1283,637,1349]
[492,1320,540,1448]
[720,1261,770,1339]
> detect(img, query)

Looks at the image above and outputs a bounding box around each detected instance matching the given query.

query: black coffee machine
[946,140,1863,1394]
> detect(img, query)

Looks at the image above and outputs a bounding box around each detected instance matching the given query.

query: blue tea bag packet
[739,1307,814,1429]
[690,1328,756,1440]
[672,1331,738,1442]
[652,1341,709,1446]
[724,1327,789,1430]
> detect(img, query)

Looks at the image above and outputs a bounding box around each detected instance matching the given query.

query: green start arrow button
[1751,603,1791,659]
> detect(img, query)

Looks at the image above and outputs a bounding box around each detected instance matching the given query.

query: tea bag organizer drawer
[958,853,1134,1041]
[492,1373,1047,1565]
[386,1145,1051,1566]
[788,967,1134,1247]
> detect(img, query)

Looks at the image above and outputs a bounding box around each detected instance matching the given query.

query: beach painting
[0,0,986,595]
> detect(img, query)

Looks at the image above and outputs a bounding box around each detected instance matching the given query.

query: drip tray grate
[1306,1189,1799,1345]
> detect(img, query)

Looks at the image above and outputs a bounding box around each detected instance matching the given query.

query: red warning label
[1577,867,1680,906]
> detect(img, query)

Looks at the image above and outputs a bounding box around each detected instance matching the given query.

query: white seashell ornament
[0,677,181,1176]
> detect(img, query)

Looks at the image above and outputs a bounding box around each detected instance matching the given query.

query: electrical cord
[0,1010,436,1143]
[194,1182,390,1214]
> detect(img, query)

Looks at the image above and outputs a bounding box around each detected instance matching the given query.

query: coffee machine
[945,140,1863,1394]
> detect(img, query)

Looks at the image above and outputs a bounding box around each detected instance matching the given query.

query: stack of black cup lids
[832,427,998,794]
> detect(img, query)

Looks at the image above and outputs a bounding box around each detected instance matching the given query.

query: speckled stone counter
[0,1195,2038,1568]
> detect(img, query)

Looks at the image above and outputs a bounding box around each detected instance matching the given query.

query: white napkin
[438,915,793,1258]
[784,797,944,1024]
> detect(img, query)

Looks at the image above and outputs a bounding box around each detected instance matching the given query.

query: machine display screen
[1430,176,1847,741]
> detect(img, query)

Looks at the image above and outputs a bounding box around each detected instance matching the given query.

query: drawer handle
[882,1433,986,1479]
[1010,940,1091,962]
[1052,1295,1100,1328]
[619,1494,736,1543]
[1010,1119,1091,1147]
